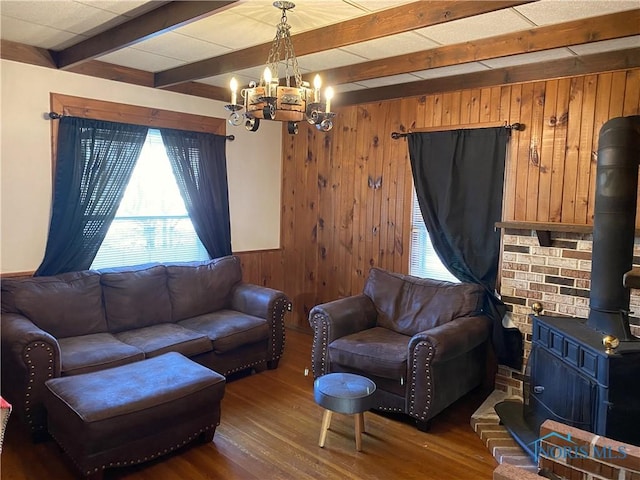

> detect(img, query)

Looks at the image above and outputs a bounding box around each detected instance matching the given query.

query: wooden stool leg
[318,410,332,447]
[355,412,364,451]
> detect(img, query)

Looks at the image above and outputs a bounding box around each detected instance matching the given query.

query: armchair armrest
[409,315,492,363]
[309,295,377,341]
[407,315,491,422]
[230,283,291,363]
[308,295,377,377]
[1,313,61,437]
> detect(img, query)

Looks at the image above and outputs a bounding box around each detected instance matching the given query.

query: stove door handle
[533,386,545,394]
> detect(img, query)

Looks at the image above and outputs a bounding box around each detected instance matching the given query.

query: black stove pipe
[587,115,640,341]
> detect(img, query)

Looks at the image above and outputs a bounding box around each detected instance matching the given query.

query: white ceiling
[1,0,639,95]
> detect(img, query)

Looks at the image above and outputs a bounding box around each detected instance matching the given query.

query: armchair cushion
[329,327,410,380]
[364,268,484,335]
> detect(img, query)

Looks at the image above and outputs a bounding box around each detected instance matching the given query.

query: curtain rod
[45,112,235,141]
[391,122,525,139]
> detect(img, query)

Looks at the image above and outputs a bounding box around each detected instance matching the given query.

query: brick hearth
[471,390,537,472]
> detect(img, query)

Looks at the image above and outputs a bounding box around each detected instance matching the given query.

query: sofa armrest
[308,295,377,377]
[410,315,491,363]
[230,283,291,363]
[1,313,61,437]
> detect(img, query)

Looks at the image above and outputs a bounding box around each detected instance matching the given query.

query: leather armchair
[309,268,492,430]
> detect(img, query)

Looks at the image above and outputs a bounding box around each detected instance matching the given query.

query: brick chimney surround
[473,228,640,472]
[495,228,640,397]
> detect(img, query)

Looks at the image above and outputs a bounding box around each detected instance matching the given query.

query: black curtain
[35,117,148,276]
[408,128,522,370]
[160,128,232,259]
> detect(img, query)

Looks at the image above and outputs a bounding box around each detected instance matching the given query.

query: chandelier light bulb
[313,74,322,102]
[230,77,238,105]
[324,86,334,113]
[263,67,272,84]
[263,67,273,96]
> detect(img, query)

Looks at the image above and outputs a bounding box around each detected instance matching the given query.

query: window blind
[91,129,209,269]
[408,186,459,283]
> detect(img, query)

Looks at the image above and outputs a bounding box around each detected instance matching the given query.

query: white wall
[0,59,282,274]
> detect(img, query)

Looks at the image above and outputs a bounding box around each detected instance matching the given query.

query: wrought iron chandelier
[225,1,335,135]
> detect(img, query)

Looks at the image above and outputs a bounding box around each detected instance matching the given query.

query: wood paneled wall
[237,68,640,330]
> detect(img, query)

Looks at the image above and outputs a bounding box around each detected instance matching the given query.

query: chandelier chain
[265,3,303,88]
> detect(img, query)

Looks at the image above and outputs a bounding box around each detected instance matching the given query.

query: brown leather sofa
[309,267,491,430]
[1,255,290,439]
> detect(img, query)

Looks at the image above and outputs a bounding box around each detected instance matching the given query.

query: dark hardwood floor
[0,329,497,479]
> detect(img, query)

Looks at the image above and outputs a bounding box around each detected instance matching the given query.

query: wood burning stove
[496,115,640,459]
[528,315,640,443]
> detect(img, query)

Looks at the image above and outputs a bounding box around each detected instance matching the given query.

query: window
[408,185,459,282]
[91,129,209,269]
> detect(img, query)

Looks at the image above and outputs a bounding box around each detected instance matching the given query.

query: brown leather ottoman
[43,352,225,480]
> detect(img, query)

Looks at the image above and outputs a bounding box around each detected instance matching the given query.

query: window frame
[49,93,226,174]
[48,94,227,267]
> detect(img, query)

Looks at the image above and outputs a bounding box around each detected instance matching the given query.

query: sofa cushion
[329,327,410,380]
[364,268,484,335]
[59,333,145,376]
[1,271,107,338]
[166,256,243,322]
[101,264,171,332]
[178,310,268,354]
[114,323,212,358]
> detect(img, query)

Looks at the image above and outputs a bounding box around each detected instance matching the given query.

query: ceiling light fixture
[225,1,335,135]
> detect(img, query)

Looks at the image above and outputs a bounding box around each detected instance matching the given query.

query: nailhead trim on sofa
[24,342,54,429]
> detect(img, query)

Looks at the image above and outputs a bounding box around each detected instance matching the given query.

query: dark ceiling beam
[340,48,640,106]
[3,35,637,110]
[162,82,227,101]
[0,39,56,68]
[154,0,532,88]
[55,1,237,70]
[66,60,154,87]
[3,38,638,108]
[307,9,640,86]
